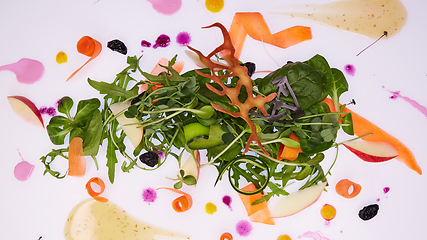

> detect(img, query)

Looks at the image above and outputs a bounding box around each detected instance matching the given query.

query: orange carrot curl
[228,12,312,59]
[156,187,193,212]
[335,179,362,199]
[86,177,109,202]
[66,36,102,81]
[220,232,233,240]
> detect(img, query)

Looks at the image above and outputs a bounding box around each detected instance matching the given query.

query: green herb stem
[249,147,308,167]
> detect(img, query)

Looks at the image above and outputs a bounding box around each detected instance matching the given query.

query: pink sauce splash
[14,151,34,181]
[176,32,191,46]
[383,86,427,118]
[298,231,330,240]
[147,0,182,15]
[235,220,252,237]
[142,187,157,204]
[0,58,44,84]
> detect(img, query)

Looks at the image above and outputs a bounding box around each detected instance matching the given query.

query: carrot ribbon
[66,36,102,81]
[323,97,422,175]
[68,137,86,177]
[229,12,312,59]
[156,187,193,212]
[86,177,109,202]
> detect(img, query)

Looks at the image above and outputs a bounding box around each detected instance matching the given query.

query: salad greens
[40,24,354,203]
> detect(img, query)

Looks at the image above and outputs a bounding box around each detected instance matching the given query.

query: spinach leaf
[46,116,72,145]
[329,68,349,111]
[57,96,73,118]
[256,61,323,110]
[82,109,103,156]
[75,98,101,121]
[304,54,333,102]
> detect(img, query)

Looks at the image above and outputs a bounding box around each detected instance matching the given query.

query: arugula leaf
[88,79,136,99]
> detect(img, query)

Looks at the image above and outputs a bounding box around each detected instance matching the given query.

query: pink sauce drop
[142,187,157,204]
[383,86,427,118]
[298,231,330,240]
[176,32,191,46]
[0,58,44,84]
[235,220,252,237]
[147,0,182,15]
[383,187,390,194]
[222,195,232,210]
[14,151,34,181]
[344,64,356,76]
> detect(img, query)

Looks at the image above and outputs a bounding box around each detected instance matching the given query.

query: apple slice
[180,150,201,181]
[343,139,398,163]
[109,101,143,148]
[7,95,44,128]
[270,182,327,218]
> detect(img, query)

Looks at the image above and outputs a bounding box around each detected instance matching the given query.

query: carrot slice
[220,232,233,240]
[238,183,275,225]
[228,12,312,59]
[323,98,422,175]
[335,179,362,199]
[156,187,193,212]
[277,133,302,161]
[140,57,185,93]
[66,36,102,81]
[68,137,86,177]
[85,177,109,202]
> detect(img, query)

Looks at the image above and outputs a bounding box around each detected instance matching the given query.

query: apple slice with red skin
[7,95,44,128]
[180,150,201,182]
[270,182,327,218]
[109,101,144,148]
[343,139,398,163]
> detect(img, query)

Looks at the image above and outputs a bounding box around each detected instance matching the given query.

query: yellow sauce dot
[56,51,67,64]
[321,204,336,220]
[205,202,217,215]
[277,234,292,240]
[205,0,224,13]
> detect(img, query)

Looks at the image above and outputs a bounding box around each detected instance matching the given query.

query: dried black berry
[107,39,128,55]
[358,204,379,221]
[131,92,145,105]
[139,151,159,167]
[240,62,256,77]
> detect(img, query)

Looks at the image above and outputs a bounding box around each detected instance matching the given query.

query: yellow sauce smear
[280,0,407,38]
[64,199,190,240]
